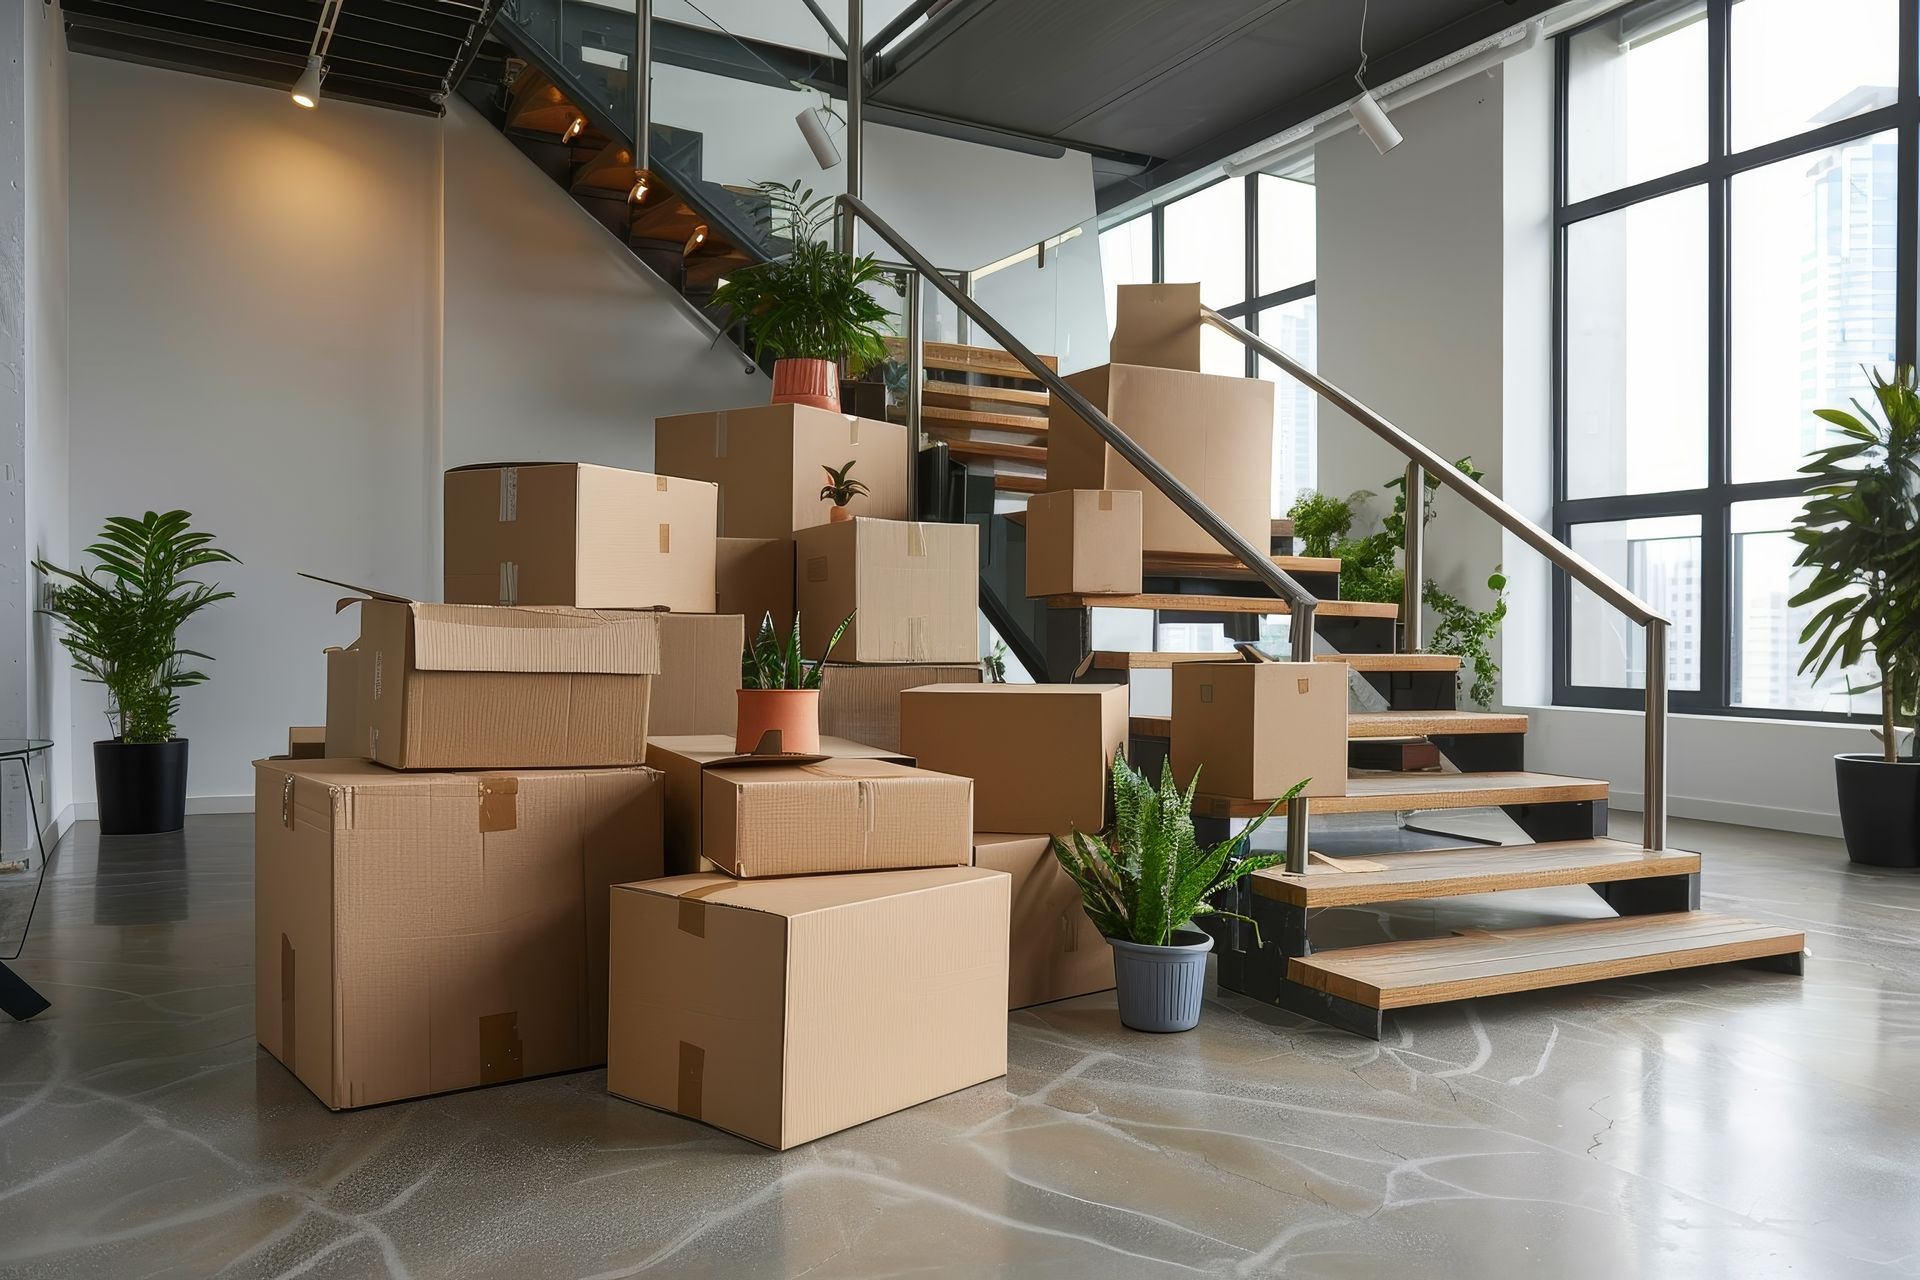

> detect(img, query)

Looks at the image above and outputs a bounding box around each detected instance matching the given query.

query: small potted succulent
[737,610,854,754]
[1053,753,1304,1032]
[820,460,869,523]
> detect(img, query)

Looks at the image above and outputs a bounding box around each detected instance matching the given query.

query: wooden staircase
[883,338,1054,493]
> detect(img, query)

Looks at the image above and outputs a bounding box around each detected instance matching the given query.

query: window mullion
[1704,0,1731,711]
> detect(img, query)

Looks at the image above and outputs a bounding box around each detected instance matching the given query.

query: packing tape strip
[478,776,519,832]
[1060,908,1078,953]
[677,1041,705,1119]
[713,410,729,459]
[805,555,830,583]
[281,775,294,828]
[907,615,928,661]
[498,561,519,605]
[280,935,297,1064]
[656,475,670,491]
[658,524,671,554]
[478,1011,524,1083]
[1098,491,1114,511]
[499,466,518,522]
[906,523,926,557]
[676,878,740,936]
[846,415,861,445]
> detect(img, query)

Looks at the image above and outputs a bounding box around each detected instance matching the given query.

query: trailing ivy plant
[741,611,854,690]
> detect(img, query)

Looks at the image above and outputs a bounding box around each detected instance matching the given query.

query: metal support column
[1287,598,1317,875]
[1643,617,1668,851]
[905,271,924,520]
[839,0,862,256]
[633,0,652,174]
[1401,461,1424,652]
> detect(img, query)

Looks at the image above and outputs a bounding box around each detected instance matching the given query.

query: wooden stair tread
[1193,771,1610,817]
[886,338,1055,380]
[1046,594,1399,617]
[922,382,1051,409]
[1092,646,1313,671]
[944,439,1048,465]
[993,473,1048,494]
[1315,653,1462,672]
[1252,839,1699,908]
[1142,550,1340,578]
[1288,912,1804,1009]
[922,406,1050,435]
[1271,518,1294,537]
[1349,710,1529,738]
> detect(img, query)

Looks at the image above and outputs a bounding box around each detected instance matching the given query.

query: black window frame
[1551,0,1920,720]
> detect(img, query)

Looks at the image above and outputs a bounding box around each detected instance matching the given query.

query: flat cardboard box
[254,758,665,1110]
[1171,659,1349,800]
[326,580,660,770]
[1024,489,1144,597]
[443,463,718,613]
[654,403,908,538]
[1108,282,1205,371]
[652,614,743,737]
[286,727,326,759]
[973,833,1114,1010]
[900,684,1129,836]
[323,645,361,759]
[794,518,978,664]
[1046,363,1273,556]
[703,756,973,878]
[647,734,916,874]
[607,867,1009,1149]
[818,662,983,752]
[717,537,794,633]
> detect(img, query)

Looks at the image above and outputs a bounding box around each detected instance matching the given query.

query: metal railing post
[1287,598,1317,875]
[633,0,651,173]
[905,271,924,520]
[1644,618,1668,851]
[838,0,863,257]
[1402,460,1424,653]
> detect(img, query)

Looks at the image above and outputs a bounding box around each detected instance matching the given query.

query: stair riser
[1507,799,1607,843]
[1355,669,1458,711]
[1316,616,1397,655]
[1429,732,1527,774]
[1143,570,1342,601]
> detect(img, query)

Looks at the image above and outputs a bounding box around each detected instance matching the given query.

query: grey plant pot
[1108,929,1215,1033]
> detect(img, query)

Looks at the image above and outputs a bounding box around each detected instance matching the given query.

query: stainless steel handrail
[1202,307,1669,852]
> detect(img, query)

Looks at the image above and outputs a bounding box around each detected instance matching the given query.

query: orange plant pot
[828,503,854,522]
[735,688,821,755]
[770,358,840,412]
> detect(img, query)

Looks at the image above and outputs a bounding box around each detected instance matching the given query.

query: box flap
[444,460,574,472]
[300,571,415,610]
[407,604,661,674]
[646,734,910,766]
[614,866,995,917]
[1109,282,1205,371]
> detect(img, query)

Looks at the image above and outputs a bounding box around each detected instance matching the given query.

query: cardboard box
[324,645,361,759]
[607,866,1009,1149]
[1171,659,1348,800]
[973,833,1114,1010]
[651,614,743,738]
[702,756,973,878]
[717,536,794,633]
[1046,364,1273,556]
[253,758,665,1110]
[324,580,660,770]
[1024,489,1144,597]
[1108,282,1205,371]
[818,662,984,752]
[794,518,978,664]
[900,684,1129,835]
[655,403,908,538]
[443,463,717,613]
[286,727,326,759]
[647,734,916,874]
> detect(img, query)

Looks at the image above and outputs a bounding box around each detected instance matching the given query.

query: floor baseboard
[69,794,254,821]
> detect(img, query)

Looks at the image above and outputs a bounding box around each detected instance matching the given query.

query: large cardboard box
[794,518,978,664]
[330,582,660,770]
[973,833,1114,1010]
[323,645,361,759]
[652,613,743,737]
[607,867,1009,1149]
[647,734,915,874]
[900,684,1129,836]
[443,463,718,613]
[1024,489,1144,598]
[655,403,908,538]
[254,758,665,1110]
[716,536,794,632]
[1108,282,1205,371]
[702,757,973,878]
[818,662,983,752]
[1045,364,1273,556]
[286,727,325,759]
[1171,659,1348,800]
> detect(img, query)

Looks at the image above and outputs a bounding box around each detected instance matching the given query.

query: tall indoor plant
[1790,366,1920,866]
[737,610,853,754]
[709,181,898,413]
[1053,754,1304,1032]
[36,511,239,835]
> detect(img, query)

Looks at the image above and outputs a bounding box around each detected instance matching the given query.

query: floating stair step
[1141,551,1341,580]
[1271,518,1294,538]
[1252,839,1700,908]
[1288,912,1804,1010]
[1194,770,1609,818]
[886,339,1054,381]
[1315,653,1462,673]
[923,407,1050,435]
[944,439,1047,466]
[1349,710,1529,738]
[1045,594,1400,617]
[922,383,1050,410]
[992,473,1048,494]
[1092,650,1274,672]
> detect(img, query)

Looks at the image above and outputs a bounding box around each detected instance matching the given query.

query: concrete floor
[1,812,1916,1278]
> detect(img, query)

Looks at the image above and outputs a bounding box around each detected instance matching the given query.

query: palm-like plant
[1791,366,1920,762]
[1052,752,1307,947]
[742,611,855,690]
[709,181,899,373]
[819,460,870,508]
[35,511,239,743]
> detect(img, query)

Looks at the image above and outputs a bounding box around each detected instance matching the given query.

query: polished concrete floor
[1,812,1916,1278]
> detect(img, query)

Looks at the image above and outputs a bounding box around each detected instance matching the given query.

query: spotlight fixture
[796,105,841,170]
[1350,0,1404,155]
[683,224,709,256]
[290,0,343,109]
[562,115,585,143]
[628,170,651,204]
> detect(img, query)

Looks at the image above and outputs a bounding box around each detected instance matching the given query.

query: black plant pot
[94,738,190,836]
[1834,752,1920,868]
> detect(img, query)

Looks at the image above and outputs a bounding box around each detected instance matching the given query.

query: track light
[291,56,324,109]
[628,170,651,204]
[291,0,342,110]
[1349,89,1402,155]
[562,115,585,143]
[796,106,841,169]
[683,224,709,255]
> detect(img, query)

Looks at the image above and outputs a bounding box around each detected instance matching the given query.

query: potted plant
[1790,365,1920,867]
[737,610,854,754]
[709,180,898,413]
[819,460,869,523]
[35,511,238,835]
[1053,753,1305,1032]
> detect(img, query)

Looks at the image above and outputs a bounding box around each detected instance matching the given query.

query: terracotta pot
[770,358,840,412]
[828,503,854,523]
[735,688,821,755]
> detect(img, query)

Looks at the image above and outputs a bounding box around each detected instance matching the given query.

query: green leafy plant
[1287,491,1354,558]
[741,611,854,690]
[819,460,870,508]
[1427,572,1509,710]
[1052,752,1306,947]
[984,639,1009,683]
[1790,365,1920,762]
[708,181,899,373]
[35,511,239,743]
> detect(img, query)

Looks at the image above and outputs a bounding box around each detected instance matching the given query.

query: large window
[1099,173,1318,512]
[1552,0,1917,719]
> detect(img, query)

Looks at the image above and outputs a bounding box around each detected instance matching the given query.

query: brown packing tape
[478,776,519,832]
[677,1041,705,1119]
[280,775,294,828]
[846,416,860,445]
[659,524,671,554]
[479,1011,524,1083]
[1297,677,1311,694]
[280,935,296,1064]
[908,616,928,661]
[675,878,742,936]
[713,410,729,458]
[806,555,829,583]
[656,475,670,491]
[1199,682,1216,703]
[906,523,926,557]
[498,466,518,522]
[1098,491,1114,511]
